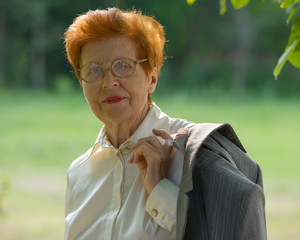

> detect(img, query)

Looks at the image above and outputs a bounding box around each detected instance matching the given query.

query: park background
[0,0,299,239]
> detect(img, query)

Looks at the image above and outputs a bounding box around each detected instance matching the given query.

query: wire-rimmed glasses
[78,58,148,83]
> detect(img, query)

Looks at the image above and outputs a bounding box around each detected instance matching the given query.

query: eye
[113,59,133,76]
[88,64,102,76]
[81,63,102,82]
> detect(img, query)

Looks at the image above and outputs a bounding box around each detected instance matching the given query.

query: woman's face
[80,35,157,127]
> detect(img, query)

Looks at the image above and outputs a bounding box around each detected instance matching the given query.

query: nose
[102,68,119,89]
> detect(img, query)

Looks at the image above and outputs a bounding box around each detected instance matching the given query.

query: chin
[97,108,133,125]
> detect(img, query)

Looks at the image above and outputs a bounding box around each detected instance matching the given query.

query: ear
[148,68,158,94]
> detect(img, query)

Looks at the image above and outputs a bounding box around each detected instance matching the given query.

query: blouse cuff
[146,178,179,234]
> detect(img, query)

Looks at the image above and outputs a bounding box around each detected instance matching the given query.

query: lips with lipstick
[103,96,126,104]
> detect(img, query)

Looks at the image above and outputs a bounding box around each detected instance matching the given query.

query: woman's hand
[128,129,173,194]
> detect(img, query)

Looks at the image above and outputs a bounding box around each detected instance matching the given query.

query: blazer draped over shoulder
[174,123,267,240]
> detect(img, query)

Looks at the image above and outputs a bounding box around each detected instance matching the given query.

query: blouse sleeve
[145,178,179,235]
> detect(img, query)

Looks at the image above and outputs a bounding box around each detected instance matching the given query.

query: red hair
[64,8,166,81]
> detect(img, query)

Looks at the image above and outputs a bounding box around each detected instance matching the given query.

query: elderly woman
[64,8,267,240]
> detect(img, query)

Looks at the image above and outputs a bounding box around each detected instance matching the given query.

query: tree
[188,0,300,79]
[0,0,6,87]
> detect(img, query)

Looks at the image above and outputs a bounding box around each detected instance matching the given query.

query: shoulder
[67,146,94,176]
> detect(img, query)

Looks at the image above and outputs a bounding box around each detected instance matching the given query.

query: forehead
[80,35,137,65]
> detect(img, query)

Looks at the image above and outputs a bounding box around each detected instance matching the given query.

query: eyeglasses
[78,57,148,83]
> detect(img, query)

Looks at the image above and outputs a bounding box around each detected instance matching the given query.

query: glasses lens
[81,63,102,83]
[112,59,134,78]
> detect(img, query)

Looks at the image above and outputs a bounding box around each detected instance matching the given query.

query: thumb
[152,128,173,140]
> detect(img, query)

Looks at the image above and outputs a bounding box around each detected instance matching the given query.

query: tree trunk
[174,4,206,86]
[31,11,46,90]
[232,8,253,95]
[0,0,6,86]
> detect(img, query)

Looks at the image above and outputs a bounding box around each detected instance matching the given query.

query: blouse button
[151,209,158,217]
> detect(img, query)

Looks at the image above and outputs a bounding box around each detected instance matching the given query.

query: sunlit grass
[0,90,299,239]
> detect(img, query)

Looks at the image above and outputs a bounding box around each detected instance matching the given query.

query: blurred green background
[0,0,299,239]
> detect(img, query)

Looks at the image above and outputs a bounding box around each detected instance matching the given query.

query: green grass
[0,90,300,239]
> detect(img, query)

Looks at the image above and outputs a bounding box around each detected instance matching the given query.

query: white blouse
[64,104,194,240]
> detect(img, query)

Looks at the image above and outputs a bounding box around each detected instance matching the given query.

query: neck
[104,104,151,148]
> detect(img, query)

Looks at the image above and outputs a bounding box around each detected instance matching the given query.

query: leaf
[220,0,227,16]
[275,16,300,77]
[284,16,300,50]
[273,39,299,79]
[291,15,300,39]
[231,0,251,9]
[280,0,300,8]
[286,7,299,24]
[186,0,196,5]
[289,50,300,67]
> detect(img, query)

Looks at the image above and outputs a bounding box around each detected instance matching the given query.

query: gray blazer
[174,123,267,240]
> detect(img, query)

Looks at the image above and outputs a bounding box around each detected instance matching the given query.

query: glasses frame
[78,57,148,83]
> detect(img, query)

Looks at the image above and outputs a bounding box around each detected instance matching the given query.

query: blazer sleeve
[203,133,267,240]
[236,183,267,240]
[182,130,267,240]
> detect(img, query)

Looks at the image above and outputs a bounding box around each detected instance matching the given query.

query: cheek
[83,88,103,115]
[131,89,150,108]
[83,85,100,101]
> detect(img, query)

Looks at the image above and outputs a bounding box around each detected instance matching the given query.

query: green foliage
[273,39,299,79]
[218,0,252,16]
[288,46,300,66]
[220,0,227,15]
[186,0,196,5]
[287,16,300,63]
[191,0,252,13]
[1,0,300,93]
[274,16,300,78]
[280,0,300,8]
[231,0,251,9]
[287,7,299,24]
[185,0,300,79]
[216,0,300,78]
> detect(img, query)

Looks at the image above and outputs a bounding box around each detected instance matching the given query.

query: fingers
[152,128,174,148]
[128,128,173,164]
[128,142,157,164]
[128,129,174,194]
[131,129,173,151]
[152,128,173,140]
[133,135,162,150]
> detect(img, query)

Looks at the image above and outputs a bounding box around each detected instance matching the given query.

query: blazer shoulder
[184,122,262,187]
[178,122,256,193]
[203,130,263,188]
[187,123,246,153]
[195,145,257,189]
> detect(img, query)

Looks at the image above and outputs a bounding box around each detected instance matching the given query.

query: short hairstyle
[64,8,166,81]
